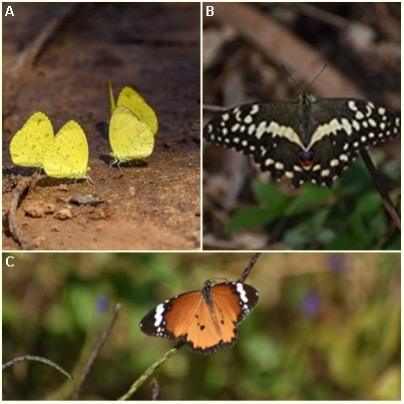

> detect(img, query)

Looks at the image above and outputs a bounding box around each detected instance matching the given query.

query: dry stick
[204,104,229,113]
[150,378,160,400]
[360,149,401,230]
[11,4,79,73]
[238,253,261,283]
[7,177,36,250]
[212,2,365,99]
[118,344,183,401]
[72,303,122,400]
[2,355,72,380]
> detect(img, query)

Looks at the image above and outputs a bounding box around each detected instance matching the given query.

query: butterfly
[109,106,155,164]
[9,111,54,168]
[43,120,91,180]
[139,280,259,354]
[204,94,400,187]
[108,82,158,135]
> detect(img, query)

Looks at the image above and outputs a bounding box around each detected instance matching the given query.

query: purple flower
[300,291,321,318]
[96,295,109,314]
[328,253,347,272]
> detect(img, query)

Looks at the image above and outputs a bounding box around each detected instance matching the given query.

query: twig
[212,3,364,98]
[118,343,183,400]
[72,303,122,400]
[360,149,401,230]
[3,355,72,380]
[203,104,229,113]
[150,378,160,400]
[7,176,37,250]
[11,4,79,73]
[238,253,261,283]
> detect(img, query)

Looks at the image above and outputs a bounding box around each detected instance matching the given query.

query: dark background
[203,3,400,250]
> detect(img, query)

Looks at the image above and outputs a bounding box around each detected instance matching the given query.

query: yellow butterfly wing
[9,111,54,168]
[109,106,155,163]
[43,120,90,179]
[117,86,158,135]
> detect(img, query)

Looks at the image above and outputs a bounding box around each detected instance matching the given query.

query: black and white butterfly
[204,94,400,187]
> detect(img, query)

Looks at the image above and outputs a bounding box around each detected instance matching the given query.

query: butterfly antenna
[305,64,327,93]
[281,64,328,94]
[238,253,261,283]
[280,65,304,93]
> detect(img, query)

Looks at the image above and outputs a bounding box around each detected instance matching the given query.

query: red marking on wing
[299,158,314,170]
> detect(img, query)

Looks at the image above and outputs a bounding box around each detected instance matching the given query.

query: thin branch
[212,3,365,98]
[6,176,37,250]
[72,303,122,400]
[150,379,160,401]
[360,149,401,230]
[203,104,229,113]
[238,253,261,283]
[11,4,79,73]
[3,355,72,380]
[118,343,183,400]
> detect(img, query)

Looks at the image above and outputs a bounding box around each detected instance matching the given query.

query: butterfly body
[139,280,259,354]
[204,94,400,187]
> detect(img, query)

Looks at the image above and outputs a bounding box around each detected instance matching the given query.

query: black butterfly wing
[204,95,400,187]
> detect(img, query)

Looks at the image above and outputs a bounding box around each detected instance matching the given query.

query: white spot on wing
[236,283,248,303]
[255,121,267,139]
[154,303,166,327]
[266,121,303,147]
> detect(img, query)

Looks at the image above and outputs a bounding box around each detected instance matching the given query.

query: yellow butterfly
[43,120,91,180]
[9,111,54,168]
[109,106,155,164]
[108,82,158,135]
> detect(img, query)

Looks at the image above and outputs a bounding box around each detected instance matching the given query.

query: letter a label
[5,6,14,16]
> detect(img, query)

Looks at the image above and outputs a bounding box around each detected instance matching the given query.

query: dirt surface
[3,3,201,250]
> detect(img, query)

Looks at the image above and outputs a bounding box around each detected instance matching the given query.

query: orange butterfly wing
[139,281,259,354]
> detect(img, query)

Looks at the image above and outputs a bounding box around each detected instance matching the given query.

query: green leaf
[225,206,272,233]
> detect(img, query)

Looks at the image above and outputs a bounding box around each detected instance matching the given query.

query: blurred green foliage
[225,159,400,250]
[2,252,400,399]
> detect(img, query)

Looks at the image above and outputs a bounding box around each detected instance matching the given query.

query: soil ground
[2,3,201,250]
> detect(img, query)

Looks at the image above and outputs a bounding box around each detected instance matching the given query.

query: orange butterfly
[139,280,259,354]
